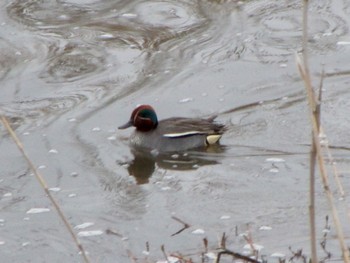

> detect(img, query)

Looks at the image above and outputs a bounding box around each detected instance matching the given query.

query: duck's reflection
[127,145,226,184]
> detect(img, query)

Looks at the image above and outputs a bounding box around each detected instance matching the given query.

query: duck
[118,105,226,152]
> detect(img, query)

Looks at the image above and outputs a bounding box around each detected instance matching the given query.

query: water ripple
[1,94,88,129]
[244,0,348,63]
[39,43,106,83]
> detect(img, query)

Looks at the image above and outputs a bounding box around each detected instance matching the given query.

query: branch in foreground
[0,116,90,263]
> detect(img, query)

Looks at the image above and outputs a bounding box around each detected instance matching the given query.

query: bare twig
[105,228,123,238]
[220,232,227,249]
[203,237,208,253]
[0,116,90,263]
[216,249,261,263]
[320,216,332,261]
[161,244,168,262]
[243,225,258,259]
[288,247,307,263]
[171,216,191,236]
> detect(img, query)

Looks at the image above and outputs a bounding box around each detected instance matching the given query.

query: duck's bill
[118,120,133,129]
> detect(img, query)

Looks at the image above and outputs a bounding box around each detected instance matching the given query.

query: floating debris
[74,222,95,230]
[92,127,101,132]
[220,215,231,220]
[243,243,264,251]
[3,192,12,197]
[192,229,205,235]
[271,252,285,258]
[156,256,180,263]
[121,13,138,18]
[107,135,116,141]
[259,225,272,231]
[204,252,216,259]
[48,149,58,154]
[178,97,193,103]
[68,193,77,198]
[38,165,46,169]
[265,158,285,163]
[98,33,114,39]
[48,187,61,192]
[70,172,78,177]
[337,41,350,45]
[269,168,279,173]
[26,208,50,214]
[77,230,104,237]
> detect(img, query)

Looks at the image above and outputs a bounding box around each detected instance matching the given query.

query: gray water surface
[1,0,350,262]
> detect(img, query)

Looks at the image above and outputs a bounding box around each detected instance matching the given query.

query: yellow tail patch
[206,134,222,145]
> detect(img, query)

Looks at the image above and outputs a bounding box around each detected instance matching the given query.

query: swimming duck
[118,104,226,152]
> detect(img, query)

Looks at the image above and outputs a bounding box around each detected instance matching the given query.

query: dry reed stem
[299,1,350,262]
[320,127,345,197]
[297,1,350,260]
[0,116,90,263]
[297,48,350,263]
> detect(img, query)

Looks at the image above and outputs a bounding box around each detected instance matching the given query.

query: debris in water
[259,226,272,231]
[192,229,205,235]
[48,187,61,192]
[26,208,50,214]
[74,222,95,230]
[271,252,285,258]
[48,149,58,154]
[77,230,104,237]
[265,158,285,163]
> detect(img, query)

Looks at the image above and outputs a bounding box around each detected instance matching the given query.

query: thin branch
[171,216,191,236]
[0,116,90,263]
[216,249,261,263]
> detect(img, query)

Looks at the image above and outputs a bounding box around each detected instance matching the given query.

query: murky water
[1,0,350,262]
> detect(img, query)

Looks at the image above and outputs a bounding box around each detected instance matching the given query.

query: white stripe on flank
[163,131,205,138]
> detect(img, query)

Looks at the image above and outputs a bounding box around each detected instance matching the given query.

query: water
[1,0,350,262]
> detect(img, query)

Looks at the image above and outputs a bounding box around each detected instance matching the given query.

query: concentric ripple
[6,0,91,28]
[244,0,348,63]
[39,43,106,83]
[132,1,202,29]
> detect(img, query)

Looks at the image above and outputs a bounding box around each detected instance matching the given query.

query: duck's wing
[159,117,226,138]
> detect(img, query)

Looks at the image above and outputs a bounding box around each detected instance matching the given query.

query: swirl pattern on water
[1,94,88,130]
[243,0,348,63]
[39,43,106,83]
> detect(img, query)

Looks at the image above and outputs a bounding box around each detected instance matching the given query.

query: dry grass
[296,1,350,262]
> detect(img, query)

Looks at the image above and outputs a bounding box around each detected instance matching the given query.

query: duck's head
[118,104,158,132]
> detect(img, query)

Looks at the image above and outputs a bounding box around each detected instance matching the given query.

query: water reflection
[126,145,226,184]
